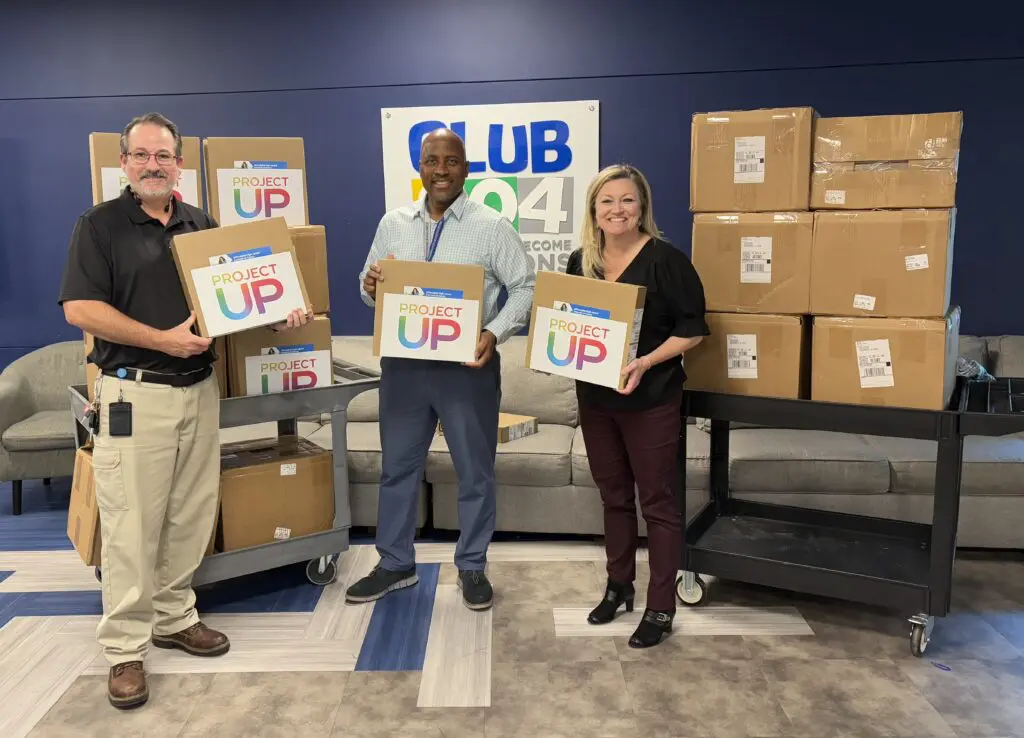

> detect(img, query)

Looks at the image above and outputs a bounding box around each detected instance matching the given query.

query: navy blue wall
[2,0,1023,368]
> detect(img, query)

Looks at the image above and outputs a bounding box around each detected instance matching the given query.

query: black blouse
[565,238,710,411]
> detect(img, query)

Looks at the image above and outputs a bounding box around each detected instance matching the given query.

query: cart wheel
[306,557,337,586]
[910,624,929,657]
[94,567,102,583]
[676,573,707,606]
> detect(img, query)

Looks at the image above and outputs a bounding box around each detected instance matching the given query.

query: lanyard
[424,215,447,262]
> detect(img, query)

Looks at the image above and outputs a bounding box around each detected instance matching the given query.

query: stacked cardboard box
[809,112,963,411]
[686,107,817,399]
[199,138,333,398]
[685,108,964,410]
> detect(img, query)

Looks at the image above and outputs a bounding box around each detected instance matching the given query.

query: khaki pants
[92,371,220,667]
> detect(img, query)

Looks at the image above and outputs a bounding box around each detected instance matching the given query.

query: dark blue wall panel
[1,1,1022,367]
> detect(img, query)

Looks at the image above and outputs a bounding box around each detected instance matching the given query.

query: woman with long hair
[567,164,709,648]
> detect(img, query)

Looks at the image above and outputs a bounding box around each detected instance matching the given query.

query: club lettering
[406,119,572,175]
[398,316,461,350]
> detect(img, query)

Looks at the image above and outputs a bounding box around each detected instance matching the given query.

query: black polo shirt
[566,238,711,412]
[58,186,219,374]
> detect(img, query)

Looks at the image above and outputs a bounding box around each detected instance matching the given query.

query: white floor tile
[417,585,492,708]
[553,605,814,637]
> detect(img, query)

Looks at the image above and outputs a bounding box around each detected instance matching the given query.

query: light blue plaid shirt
[358,190,536,344]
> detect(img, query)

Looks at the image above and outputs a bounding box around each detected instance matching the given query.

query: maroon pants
[579,397,682,611]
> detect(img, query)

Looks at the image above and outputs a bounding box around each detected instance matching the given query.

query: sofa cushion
[307,421,383,484]
[2,410,77,452]
[218,421,321,447]
[330,337,381,422]
[728,429,891,494]
[571,424,711,491]
[426,423,574,487]
[958,335,988,370]
[864,434,1024,496]
[497,337,579,426]
[985,336,1024,377]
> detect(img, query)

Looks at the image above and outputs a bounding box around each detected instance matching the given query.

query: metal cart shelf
[674,389,962,657]
[69,358,380,588]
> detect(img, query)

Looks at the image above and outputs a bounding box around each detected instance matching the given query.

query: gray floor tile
[898,657,1024,737]
[624,658,792,737]
[179,672,347,738]
[485,661,636,737]
[29,673,213,738]
[761,657,956,737]
[331,671,485,737]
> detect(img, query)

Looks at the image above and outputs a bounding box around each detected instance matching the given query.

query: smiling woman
[566,163,710,650]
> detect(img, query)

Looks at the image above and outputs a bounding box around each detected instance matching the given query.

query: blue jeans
[375,354,501,572]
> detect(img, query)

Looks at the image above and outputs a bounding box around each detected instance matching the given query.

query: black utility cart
[675,388,964,657]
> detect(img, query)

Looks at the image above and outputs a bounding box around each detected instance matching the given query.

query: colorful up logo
[546,317,609,369]
[396,302,464,350]
[212,264,284,320]
[259,358,317,393]
[232,174,293,219]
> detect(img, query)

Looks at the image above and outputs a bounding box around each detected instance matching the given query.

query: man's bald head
[420,127,466,160]
[419,128,470,216]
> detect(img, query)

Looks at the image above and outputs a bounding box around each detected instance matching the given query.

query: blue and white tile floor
[1,478,820,736]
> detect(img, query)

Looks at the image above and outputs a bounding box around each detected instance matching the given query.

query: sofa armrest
[0,374,34,436]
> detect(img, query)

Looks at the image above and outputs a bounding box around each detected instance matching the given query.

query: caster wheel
[910,624,929,657]
[676,574,708,606]
[306,557,337,586]
[94,567,102,583]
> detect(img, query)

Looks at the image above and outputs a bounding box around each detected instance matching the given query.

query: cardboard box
[692,212,812,314]
[811,306,961,410]
[438,412,539,443]
[812,112,962,209]
[68,447,102,566]
[88,132,203,209]
[226,315,333,397]
[372,259,485,363]
[218,437,334,552]
[170,217,312,339]
[810,209,955,319]
[684,313,809,399]
[289,226,330,314]
[203,137,309,227]
[525,270,645,390]
[68,447,217,565]
[690,107,816,213]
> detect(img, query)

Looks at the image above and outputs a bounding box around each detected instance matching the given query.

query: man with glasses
[58,112,306,709]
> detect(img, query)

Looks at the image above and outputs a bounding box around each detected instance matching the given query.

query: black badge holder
[107,368,133,437]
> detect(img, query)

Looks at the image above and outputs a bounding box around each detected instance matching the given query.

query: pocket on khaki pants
[92,447,128,511]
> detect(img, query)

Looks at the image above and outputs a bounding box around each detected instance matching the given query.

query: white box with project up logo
[525,270,646,390]
[227,316,333,398]
[171,218,312,339]
[372,260,485,364]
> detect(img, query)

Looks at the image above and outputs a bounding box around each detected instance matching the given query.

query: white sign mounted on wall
[381,100,600,274]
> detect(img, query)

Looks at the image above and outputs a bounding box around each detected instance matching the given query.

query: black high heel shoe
[628,608,674,648]
[587,579,635,624]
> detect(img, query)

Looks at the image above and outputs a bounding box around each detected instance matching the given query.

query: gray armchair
[0,341,85,515]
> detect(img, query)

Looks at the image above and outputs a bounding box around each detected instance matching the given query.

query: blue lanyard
[425,215,446,262]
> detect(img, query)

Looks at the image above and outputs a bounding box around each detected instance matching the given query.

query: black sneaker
[345,564,418,603]
[458,570,493,610]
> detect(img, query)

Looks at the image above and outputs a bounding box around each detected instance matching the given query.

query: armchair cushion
[2,410,77,452]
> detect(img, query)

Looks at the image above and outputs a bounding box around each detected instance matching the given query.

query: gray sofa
[326,334,1024,549]
[0,340,325,515]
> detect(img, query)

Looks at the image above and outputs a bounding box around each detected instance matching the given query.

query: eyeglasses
[127,150,177,166]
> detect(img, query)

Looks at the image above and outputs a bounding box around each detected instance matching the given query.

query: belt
[101,365,212,388]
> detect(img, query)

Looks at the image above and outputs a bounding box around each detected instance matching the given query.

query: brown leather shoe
[152,622,230,657]
[108,661,148,709]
